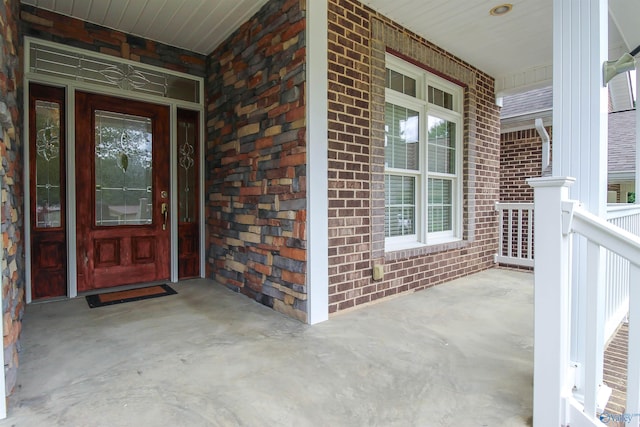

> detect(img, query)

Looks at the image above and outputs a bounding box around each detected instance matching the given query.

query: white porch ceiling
[362,0,555,95]
[19,0,640,98]
[361,0,640,97]
[20,0,270,56]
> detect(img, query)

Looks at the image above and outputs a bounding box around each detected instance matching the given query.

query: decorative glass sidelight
[178,120,196,223]
[35,100,62,228]
[94,110,153,226]
[176,109,199,278]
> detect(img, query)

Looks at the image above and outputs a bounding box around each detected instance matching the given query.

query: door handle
[161,203,168,230]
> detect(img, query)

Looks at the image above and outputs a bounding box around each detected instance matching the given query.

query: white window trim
[384,55,463,251]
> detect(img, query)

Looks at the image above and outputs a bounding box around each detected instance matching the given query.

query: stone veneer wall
[206,0,307,322]
[20,5,206,77]
[1,0,24,396]
[500,127,551,203]
[327,0,501,313]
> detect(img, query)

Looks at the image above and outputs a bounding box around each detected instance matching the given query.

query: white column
[636,66,639,204]
[529,177,575,427]
[306,0,329,324]
[553,0,609,208]
[552,0,609,397]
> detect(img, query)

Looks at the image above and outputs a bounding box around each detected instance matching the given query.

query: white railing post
[529,176,575,427]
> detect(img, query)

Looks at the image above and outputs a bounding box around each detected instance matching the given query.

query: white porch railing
[530,177,640,427]
[604,205,640,341]
[496,201,639,344]
[494,202,534,268]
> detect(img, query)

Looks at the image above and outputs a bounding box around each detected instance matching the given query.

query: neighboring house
[608,109,637,203]
[499,86,637,204]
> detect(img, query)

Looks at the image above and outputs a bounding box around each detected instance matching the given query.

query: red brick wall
[328,0,501,314]
[500,128,551,202]
[206,0,308,321]
[20,5,206,77]
[1,0,24,396]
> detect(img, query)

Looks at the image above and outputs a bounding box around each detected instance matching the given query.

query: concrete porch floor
[1,268,533,427]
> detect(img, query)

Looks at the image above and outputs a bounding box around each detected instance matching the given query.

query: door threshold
[29,295,71,305]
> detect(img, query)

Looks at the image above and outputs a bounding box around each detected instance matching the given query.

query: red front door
[75,92,170,291]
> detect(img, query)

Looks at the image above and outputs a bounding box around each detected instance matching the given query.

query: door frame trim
[67,85,78,298]
[23,38,205,303]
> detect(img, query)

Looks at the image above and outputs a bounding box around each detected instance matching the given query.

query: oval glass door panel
[95,110,153,226]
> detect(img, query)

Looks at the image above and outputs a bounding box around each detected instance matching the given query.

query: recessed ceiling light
[490,3,513,16]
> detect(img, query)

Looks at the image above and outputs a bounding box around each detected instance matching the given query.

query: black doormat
[85,284,177,308]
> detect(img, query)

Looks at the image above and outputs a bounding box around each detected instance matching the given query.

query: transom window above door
[27,39,202,104]
[384,55,463,250]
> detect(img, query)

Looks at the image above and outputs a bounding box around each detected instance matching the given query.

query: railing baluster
[508,208,513,259]
[628,262,640,427]
[584,240,605,416]
[528,207,533,261]
[500,208,505,258]
[517,208,523,259]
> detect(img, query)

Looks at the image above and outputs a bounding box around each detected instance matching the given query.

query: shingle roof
[501,88,635,176]
[500,86,553,119]
[608,109,636,173]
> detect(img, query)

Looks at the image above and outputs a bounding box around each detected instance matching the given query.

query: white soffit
[361,0,553,90]
[361,0,633,97]
[609,0,640,53]
[21,0,636,97]
[20,0,270,55]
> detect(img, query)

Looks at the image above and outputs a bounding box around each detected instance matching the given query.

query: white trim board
[306,0,329,324]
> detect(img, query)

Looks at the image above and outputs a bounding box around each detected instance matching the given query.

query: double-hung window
[384,56,463,250]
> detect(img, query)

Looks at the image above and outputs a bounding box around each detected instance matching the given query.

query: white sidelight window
[384,55,463,250]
